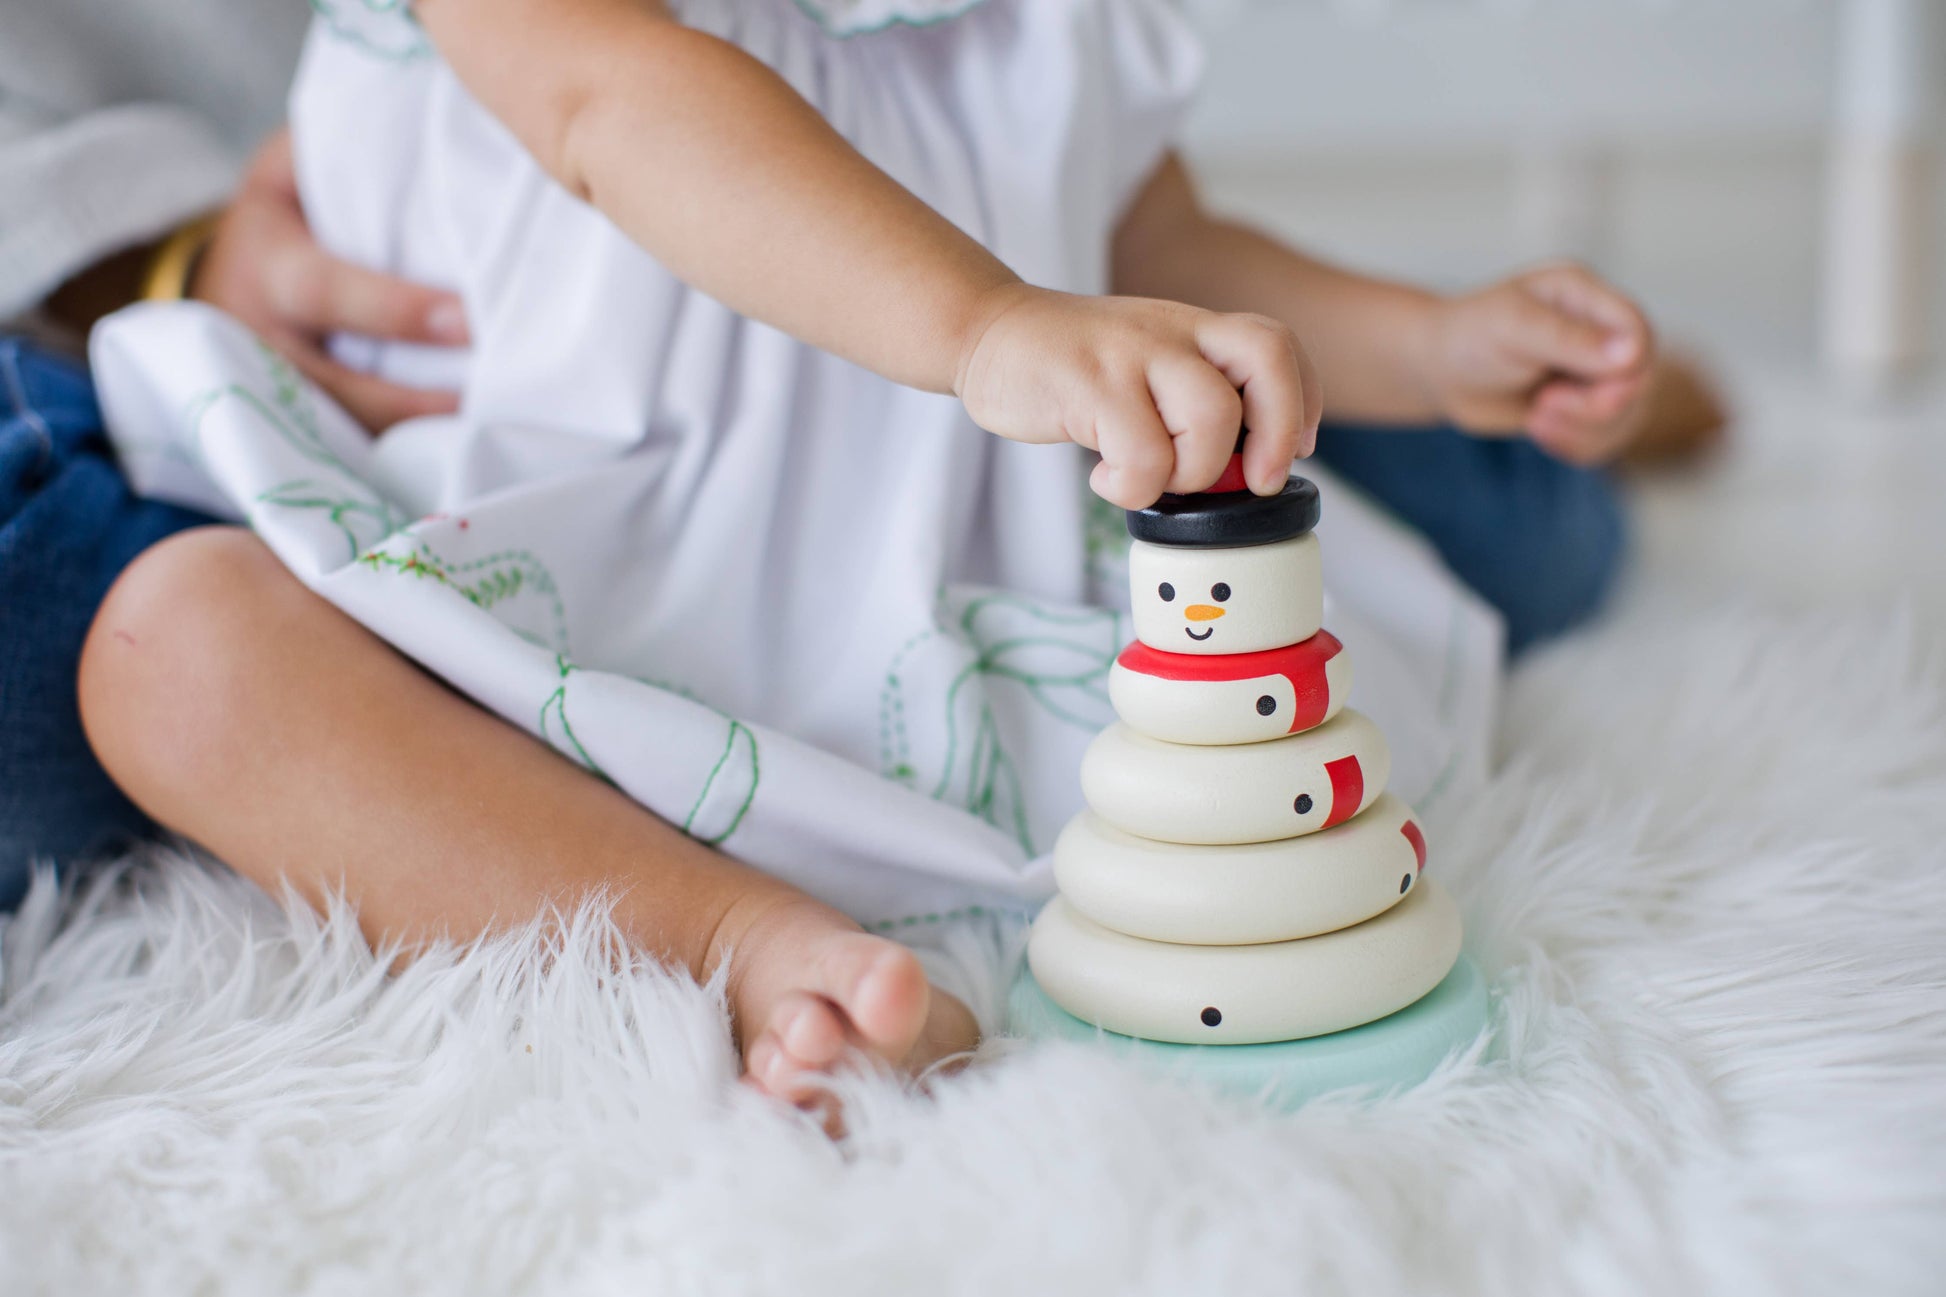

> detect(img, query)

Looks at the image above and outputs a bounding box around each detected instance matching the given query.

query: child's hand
[954,285,1321,509]
[1420,263,1654,465]
[193,130,470,433]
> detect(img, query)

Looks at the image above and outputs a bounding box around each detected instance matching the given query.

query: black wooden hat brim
[1125,476,1320,548]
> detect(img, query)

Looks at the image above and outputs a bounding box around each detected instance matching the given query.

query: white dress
[91,0,1502,931]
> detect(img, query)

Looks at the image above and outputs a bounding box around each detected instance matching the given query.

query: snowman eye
[1211,583,1231,602]
[1158,583,1175,602]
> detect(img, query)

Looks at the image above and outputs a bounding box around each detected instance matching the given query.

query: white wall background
[1183,1,1841,157]
[1178,1,1945,372]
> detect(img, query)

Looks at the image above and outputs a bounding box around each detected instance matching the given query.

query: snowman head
[1125,477,1322,657]
[1128,535,1322,654]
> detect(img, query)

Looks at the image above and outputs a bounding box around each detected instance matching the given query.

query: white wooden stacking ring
[1026,878,1463,1045]
[1053,792,1429,945]
[1080,710,1389,846]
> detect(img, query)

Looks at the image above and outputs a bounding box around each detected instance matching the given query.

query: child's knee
[78,525,292,813]
[1314,424,1626,652]
[1494,462,1626,652]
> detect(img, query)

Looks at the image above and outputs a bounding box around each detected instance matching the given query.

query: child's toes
[743,1032,792,1096]
[775,991,849,1070]
[743,1036,822,1103]
[744,994,850,1096]
[812,934,930,1061]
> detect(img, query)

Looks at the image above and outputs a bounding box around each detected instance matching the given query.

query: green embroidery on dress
[258,480,400,563]
[864,902,1032,933]
[620,671,760,846]
[540,656,613,785]
[879,590,1122,855]
[535,658,761,845]
[959,699,1030,850]
[184,349,358,479]
[595,667,764,848]
[356,539,569,654]
[183,339,568,644]
[878,625,933,785]
[310,0,432,62]
[683,720,761,845]
[788,0,989,38]
[171,332,765,850]
[184,344,406,560]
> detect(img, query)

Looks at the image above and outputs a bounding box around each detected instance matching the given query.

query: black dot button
[1256,695,1277,716]
[1200,1007,1223,1027]
[1293,793,1313,815]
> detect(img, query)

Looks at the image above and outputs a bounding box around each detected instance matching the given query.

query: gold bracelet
[140,213,221,302]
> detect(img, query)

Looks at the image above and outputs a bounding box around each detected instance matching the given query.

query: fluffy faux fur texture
[3,602,1944,1296]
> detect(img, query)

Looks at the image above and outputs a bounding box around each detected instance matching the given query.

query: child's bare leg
[77,526,975,1101]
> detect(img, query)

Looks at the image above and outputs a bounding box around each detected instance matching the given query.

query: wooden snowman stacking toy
[1011,445,1488,1101]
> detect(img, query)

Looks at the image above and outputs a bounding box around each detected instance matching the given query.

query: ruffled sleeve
[787,0,991,37]
[307,0,432,62]
[792,0,1201,222]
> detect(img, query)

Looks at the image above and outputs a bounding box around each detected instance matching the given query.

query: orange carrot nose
[1185,605,1226,622]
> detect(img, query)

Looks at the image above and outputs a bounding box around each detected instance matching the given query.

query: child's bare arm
[416,0,1008,394]
[412,0,1318,505]
[1113,155,1655,465]
[1113,155,1442,425]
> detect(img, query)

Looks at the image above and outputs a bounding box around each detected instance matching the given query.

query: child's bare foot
[1619,354,1730,467]
[711,893,979,1110]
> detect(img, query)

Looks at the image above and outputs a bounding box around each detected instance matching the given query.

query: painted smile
[1185,627,1214,642]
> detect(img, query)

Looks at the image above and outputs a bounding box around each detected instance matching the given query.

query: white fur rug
[4,601,1946,1296]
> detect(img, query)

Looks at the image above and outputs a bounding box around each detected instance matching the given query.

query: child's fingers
[1528,375,1645,464]
[1529,419,1620,466]
[1520,264,1653,376]
[1193,313,1316,494]
[275,333,461,433]
[1503,291,1627,382]
[1236,340,1320,494]
[1147,354,1245,494]
[1525,262,1651,343]
[1295,340,1322,446]
[1087,397,1177,509]
[1533,373,1642,425]
[267,243,471,347]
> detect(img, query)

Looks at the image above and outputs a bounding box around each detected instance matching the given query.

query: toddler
[84,0,1656,1107]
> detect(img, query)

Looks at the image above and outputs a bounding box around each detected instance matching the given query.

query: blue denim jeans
[1313,422,1625,654]
[0,336,216,908]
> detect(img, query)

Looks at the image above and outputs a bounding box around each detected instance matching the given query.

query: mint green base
[1006,956,1491,1109]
